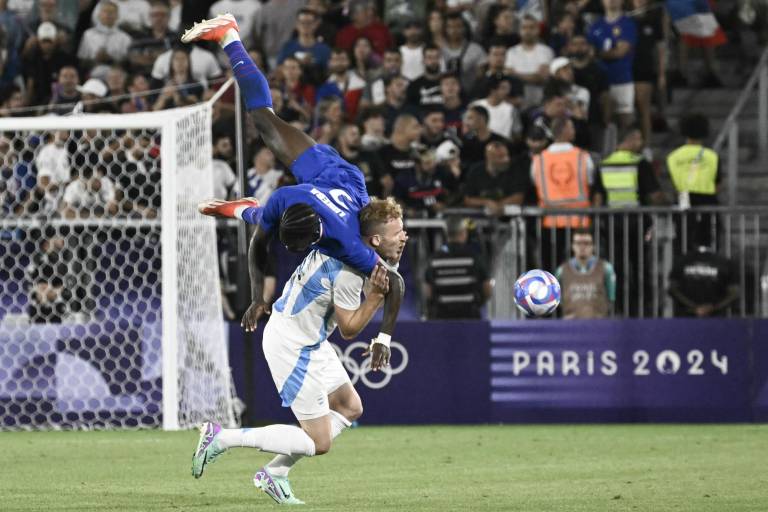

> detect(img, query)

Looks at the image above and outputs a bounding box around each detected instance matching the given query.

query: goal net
[0,89,237,430]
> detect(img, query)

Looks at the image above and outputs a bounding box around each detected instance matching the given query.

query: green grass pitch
[1,424,766,511]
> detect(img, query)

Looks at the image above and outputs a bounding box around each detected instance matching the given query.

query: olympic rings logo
[329,341,408,389]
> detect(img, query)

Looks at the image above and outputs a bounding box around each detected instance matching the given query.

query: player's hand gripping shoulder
[366,264,390,299]
[242,300,270,332]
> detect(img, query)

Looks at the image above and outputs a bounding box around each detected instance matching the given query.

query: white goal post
[0,81,237,430]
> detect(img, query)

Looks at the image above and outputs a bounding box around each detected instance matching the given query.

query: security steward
[531,116,603,271]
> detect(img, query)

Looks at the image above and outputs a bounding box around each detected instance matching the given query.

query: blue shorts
[291,145,369,207]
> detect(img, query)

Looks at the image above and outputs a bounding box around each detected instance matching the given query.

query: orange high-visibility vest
[533,147,592,228]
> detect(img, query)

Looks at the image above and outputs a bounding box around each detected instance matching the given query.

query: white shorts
[262,316,351,421]
[610,83,635,115]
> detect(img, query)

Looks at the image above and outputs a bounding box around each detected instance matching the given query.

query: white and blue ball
[513,269,561,317]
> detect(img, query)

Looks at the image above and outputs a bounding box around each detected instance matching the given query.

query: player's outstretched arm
[366,269,404,371]
[334,265,390,340]
[241,226,274,332]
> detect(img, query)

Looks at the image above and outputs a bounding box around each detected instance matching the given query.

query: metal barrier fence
[405,206,767,319]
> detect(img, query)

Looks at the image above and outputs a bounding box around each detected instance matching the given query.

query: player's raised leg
[190,420,316,479]
[181,14,314,167]
[262,384,362,482]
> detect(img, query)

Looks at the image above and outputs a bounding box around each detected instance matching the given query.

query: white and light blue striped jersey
[271,249,365,346]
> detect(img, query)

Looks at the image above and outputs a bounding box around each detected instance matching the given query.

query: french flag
[665,0,719,37]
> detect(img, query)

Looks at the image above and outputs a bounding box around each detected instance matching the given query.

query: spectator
[531,117,602,269]
[304,0,337,48]
[335,123,382,196]
[73,77,111,114]
[47,64,80,115]
[460,105,509,167]
[426,9,447,49]
[471,74,522,141]
[151,43,222,85]
[316,48,365,122]
[251,0,305,66]
[424,217,492,319]
[527,91,591,149]
[105,65,128,110]
[406,44,443,109]
[630,0,667,144]
[36,130,70,195]
[278,56,315,121]
[394,148,458,217]
[440,73,465,132]
[668,242,739,317]
[22,0,72,57]
[361,49,401,107]
[0,134,35,214]
[77,0,133,80]
[548,57,590,121]
[420,106,450,150]
[442,12,486,91]
[276,8,331,74]
[211,134,238,200]
[359,106,388,151]
[555,229,617,319]
[335,0,392,57]
[351,36,379,82]
[246,146,283,205]
[473,41,524,103]
[208,0,260,49]
[587,0,637,128]
[565,34,611,128]
[511,125,549,205]
[481,4,520,49]
[504,15,554,108]
[91,0,151,36]
[60,165,118,218]
[547,12,576,56]
[27,226,73,323]
[378,113,421,197]
[312,95,343,145]
[672,0,726,87]
[0,23,22,99]
[464,140,526,216]
[21,22,77,107]
[151,48,203,111]
[122,73,151,113]
[601,125,665,207]
[399,19,425,81]
[128,0,176,76]
[381,74,408,135]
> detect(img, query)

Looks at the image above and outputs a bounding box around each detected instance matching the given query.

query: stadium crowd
[0,0,736,320]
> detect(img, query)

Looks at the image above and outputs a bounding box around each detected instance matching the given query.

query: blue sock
[240,206,263,225]
[223,41,272,111]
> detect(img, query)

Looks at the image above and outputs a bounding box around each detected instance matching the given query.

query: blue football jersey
[245,144,379,275]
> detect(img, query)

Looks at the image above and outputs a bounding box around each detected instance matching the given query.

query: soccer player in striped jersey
[192,198,407,505]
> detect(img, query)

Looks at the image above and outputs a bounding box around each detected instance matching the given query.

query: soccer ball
[513,269,561,317]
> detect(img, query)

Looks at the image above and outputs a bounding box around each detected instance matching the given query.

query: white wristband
[373,333,391,348]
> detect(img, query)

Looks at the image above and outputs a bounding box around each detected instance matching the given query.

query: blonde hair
[359,197,403,236]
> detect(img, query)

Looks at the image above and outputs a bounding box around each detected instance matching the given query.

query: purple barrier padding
[229,321,491,425]
[490,320,753,422]
[229,319,767,424]
[752,321,768,421]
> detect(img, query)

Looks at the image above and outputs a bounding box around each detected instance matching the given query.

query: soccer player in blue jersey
[183,15,407,505]
[184,13,403,363]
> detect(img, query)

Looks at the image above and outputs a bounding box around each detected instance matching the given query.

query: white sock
[217,425,316,457]
[266,411,351,477]
[220,28,240,48]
